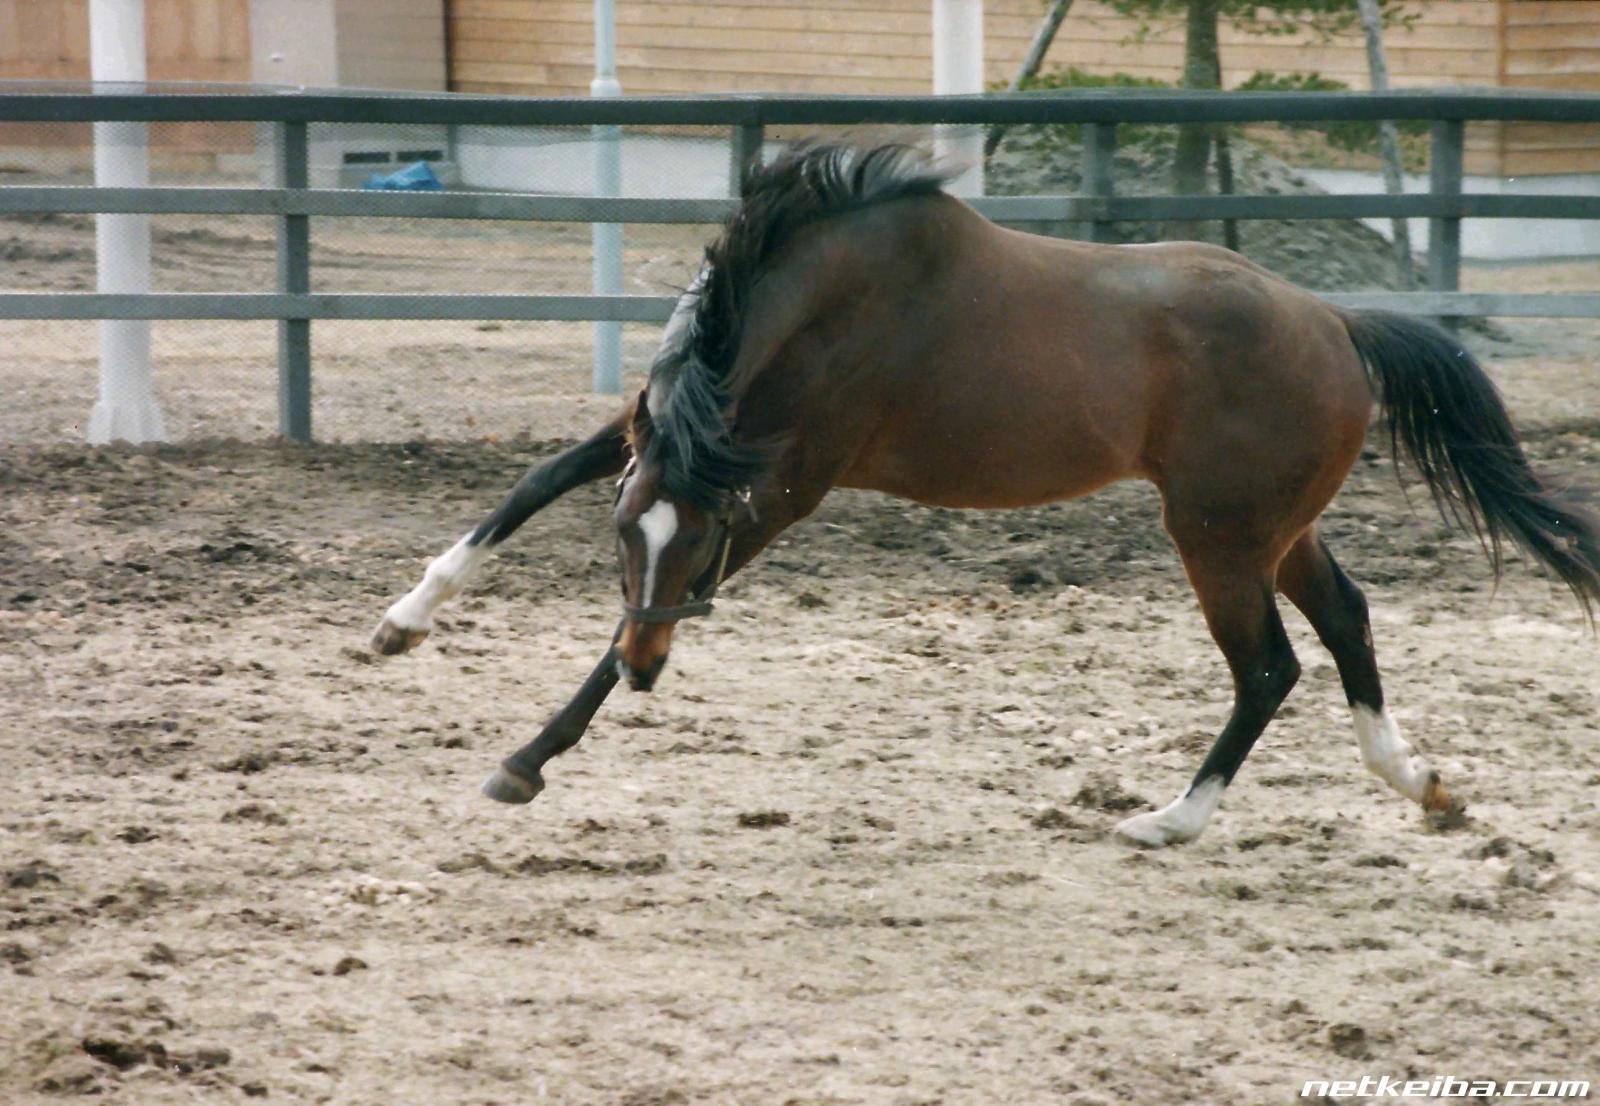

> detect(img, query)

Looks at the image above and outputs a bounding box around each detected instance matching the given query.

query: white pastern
[636,500,678,606]
[1352,704,1439,806]
[1115,776,1226,847]
[382,533,490,632]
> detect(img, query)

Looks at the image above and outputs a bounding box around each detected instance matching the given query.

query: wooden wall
[0,0,250,82]
[449,0,943,96]
[445,0,1508,97]
[0,0,252,165]
[445,0,1600,177]
[0,0,1594,177]
[1502,0,1600,174]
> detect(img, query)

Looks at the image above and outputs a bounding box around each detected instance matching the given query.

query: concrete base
[87,395,166,446]
[457,126,746,198]
[1300,168,1600,260]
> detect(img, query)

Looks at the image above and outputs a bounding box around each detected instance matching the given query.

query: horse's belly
[840,401,1141,509]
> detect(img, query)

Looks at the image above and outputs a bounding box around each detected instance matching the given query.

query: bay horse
[373,142,1600,847]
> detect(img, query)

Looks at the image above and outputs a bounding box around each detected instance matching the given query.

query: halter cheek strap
[621,514,736,625]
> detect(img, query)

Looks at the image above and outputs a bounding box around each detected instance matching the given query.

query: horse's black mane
[643,141,958,510]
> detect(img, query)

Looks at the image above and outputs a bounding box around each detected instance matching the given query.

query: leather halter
[619,488,748,625]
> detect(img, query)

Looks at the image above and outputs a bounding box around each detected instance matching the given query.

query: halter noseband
[619,488,748,625]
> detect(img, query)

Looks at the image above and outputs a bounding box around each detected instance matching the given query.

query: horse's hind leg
[1116,544,1301,847]
[371,403,633,655]
[1276,530,1452,812]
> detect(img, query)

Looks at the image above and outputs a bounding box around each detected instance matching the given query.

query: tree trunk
[984,0,1077,157]
[1357,0,1416,287]
[1169,0,1220,240]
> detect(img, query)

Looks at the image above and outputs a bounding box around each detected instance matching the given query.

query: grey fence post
[730,123,765,198]
[274,121,312,442]
[1428,118,1463,330]
[1081,122,1116,243]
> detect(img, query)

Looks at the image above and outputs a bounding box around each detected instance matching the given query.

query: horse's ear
[628,387,653,447]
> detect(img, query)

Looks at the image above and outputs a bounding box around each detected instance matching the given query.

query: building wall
[1502,0,1600,174]
[445,0,1512,96]
[445,0,1600,177]
[0,0,252,167]
[0,0,250,81]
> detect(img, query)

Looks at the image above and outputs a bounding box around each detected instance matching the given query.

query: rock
[170,1046,232,1073]
[222,803,289,826]
[6,863,61,890]
[436,851,499,875]
[332,956,368,976]
[1327,1022,1371,1060]
[215,751,276,774]
[1031,807,1082,830]
[82,1036,148,1070]
[736,811,791,829]
[1069,773,1147,813]
[35,1055,104,1094]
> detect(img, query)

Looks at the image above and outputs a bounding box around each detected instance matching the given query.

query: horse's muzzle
[617,653,666,692]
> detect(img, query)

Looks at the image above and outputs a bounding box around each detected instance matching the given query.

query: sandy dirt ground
[2,215,1599,1105]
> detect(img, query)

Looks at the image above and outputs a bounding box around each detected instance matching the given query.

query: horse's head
[613,439,728,693]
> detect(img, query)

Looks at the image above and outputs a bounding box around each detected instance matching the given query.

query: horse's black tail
[1342,308,1600,622]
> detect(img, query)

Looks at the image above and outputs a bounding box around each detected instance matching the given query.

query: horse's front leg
[482,626,624,803]
[371,404,633,655]
[485,481,813,803]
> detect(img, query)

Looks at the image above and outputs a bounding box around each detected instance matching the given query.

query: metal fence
[3,83,1600,443]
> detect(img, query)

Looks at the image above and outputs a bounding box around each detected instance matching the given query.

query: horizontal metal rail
[5,84,1598,440]
[4,187,1599,224]
[0,293,678,322]
[1,291,1596,321]
[0,187,738,224]
[3,85,1600,126]
[1322,292,1600,318]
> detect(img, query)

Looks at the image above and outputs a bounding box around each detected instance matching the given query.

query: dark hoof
[481,765,544,805]
[371,618,429,656]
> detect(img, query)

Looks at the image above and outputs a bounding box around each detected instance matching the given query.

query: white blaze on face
[636,500,679,607]
[382,533,490,632]
[1352,704,1438,805]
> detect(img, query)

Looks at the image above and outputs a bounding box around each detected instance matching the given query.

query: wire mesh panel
[304,320,666,446]
[2,85,1599,447]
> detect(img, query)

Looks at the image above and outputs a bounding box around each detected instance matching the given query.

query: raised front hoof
[1114,810,1201,849]
[371,618,430,656]
[481,765,545,805]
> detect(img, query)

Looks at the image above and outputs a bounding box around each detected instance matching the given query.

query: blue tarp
[362,161,444,191]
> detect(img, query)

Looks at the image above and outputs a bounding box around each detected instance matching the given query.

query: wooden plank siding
[1501,0,1600,173]
[0,0,252,164]
[0,0,1592,177]
[443,0,1600,177]
[0,0,250,83]
[446,0,1507,96]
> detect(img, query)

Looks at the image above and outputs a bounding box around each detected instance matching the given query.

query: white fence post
[591,0,624,395]
[933,0,985,198]
[86,0,165,445]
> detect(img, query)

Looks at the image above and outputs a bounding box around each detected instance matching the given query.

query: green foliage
[1097,0,1413,43]
[989,65,1427,167]
[1238,70,1428,156]
[1012,66,1170,93]
[999,67,1174,149]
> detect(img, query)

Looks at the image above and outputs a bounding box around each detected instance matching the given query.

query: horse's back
[1040,235,1375,542]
